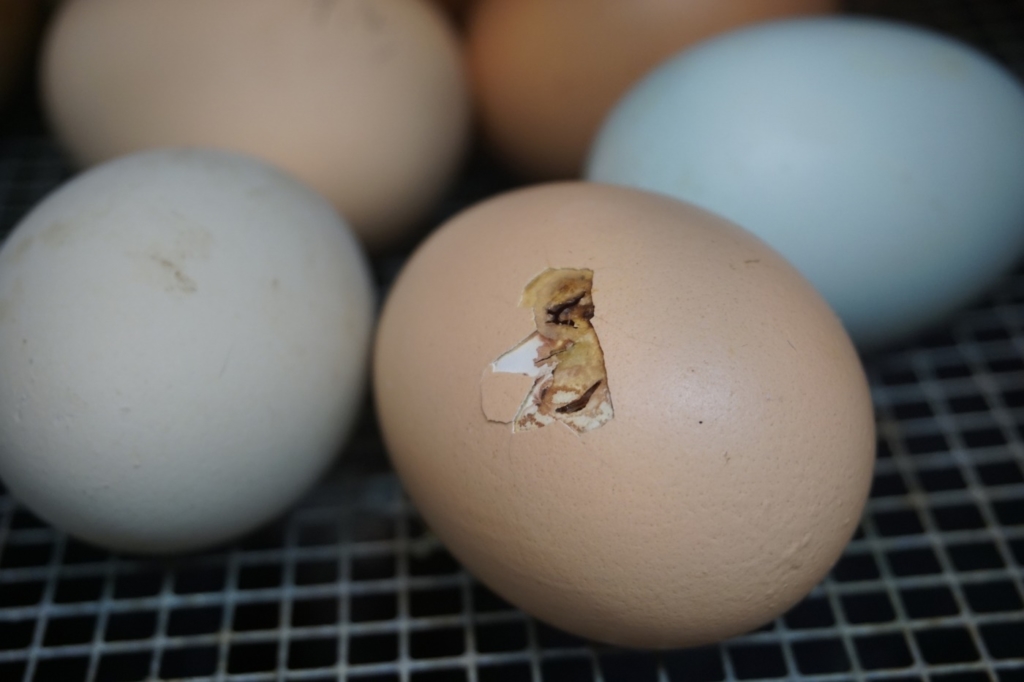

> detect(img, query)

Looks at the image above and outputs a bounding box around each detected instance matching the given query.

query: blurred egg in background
[466,0,838,180]
[588,17,1024,350]
[0,149,375,553]
[41,0,471,252]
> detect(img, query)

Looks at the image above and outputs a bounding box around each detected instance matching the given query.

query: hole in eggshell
[482,268,613,434]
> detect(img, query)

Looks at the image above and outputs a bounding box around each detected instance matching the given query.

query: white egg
[0,149,375,553]
[587,17,1024,349]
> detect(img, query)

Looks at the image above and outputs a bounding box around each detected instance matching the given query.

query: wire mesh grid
[1,1,1024,681]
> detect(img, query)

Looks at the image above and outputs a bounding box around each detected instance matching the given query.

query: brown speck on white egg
[0,149,375,554]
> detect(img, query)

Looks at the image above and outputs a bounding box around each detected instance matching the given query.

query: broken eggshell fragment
[373,183,875,648]
[484,267,613,433]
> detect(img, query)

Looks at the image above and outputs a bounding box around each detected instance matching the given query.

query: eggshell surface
[42,0,470,251]
[374,183,875,647]
[0,149,375,554]
[587,17,1024,349]
[466,0,836,179]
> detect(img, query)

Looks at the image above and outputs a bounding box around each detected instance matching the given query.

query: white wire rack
[1,1,1023,680]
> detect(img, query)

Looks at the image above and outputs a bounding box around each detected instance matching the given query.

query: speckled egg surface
[374,183,875,648]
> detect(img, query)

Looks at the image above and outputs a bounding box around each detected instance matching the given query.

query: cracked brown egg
[374,183,875,648]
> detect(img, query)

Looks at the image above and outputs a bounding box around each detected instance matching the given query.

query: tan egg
[467,0,837,179]
[0,0,41,109]
[41,0,470,251]
[374,183,875,648]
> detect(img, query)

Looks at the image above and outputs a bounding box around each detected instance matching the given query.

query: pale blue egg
[587,17,1024,349]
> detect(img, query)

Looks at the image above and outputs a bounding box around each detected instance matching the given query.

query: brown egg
[41,0,470,251]
[467,0,837,179]
[374,183,875,648]
[0,0,41,109]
